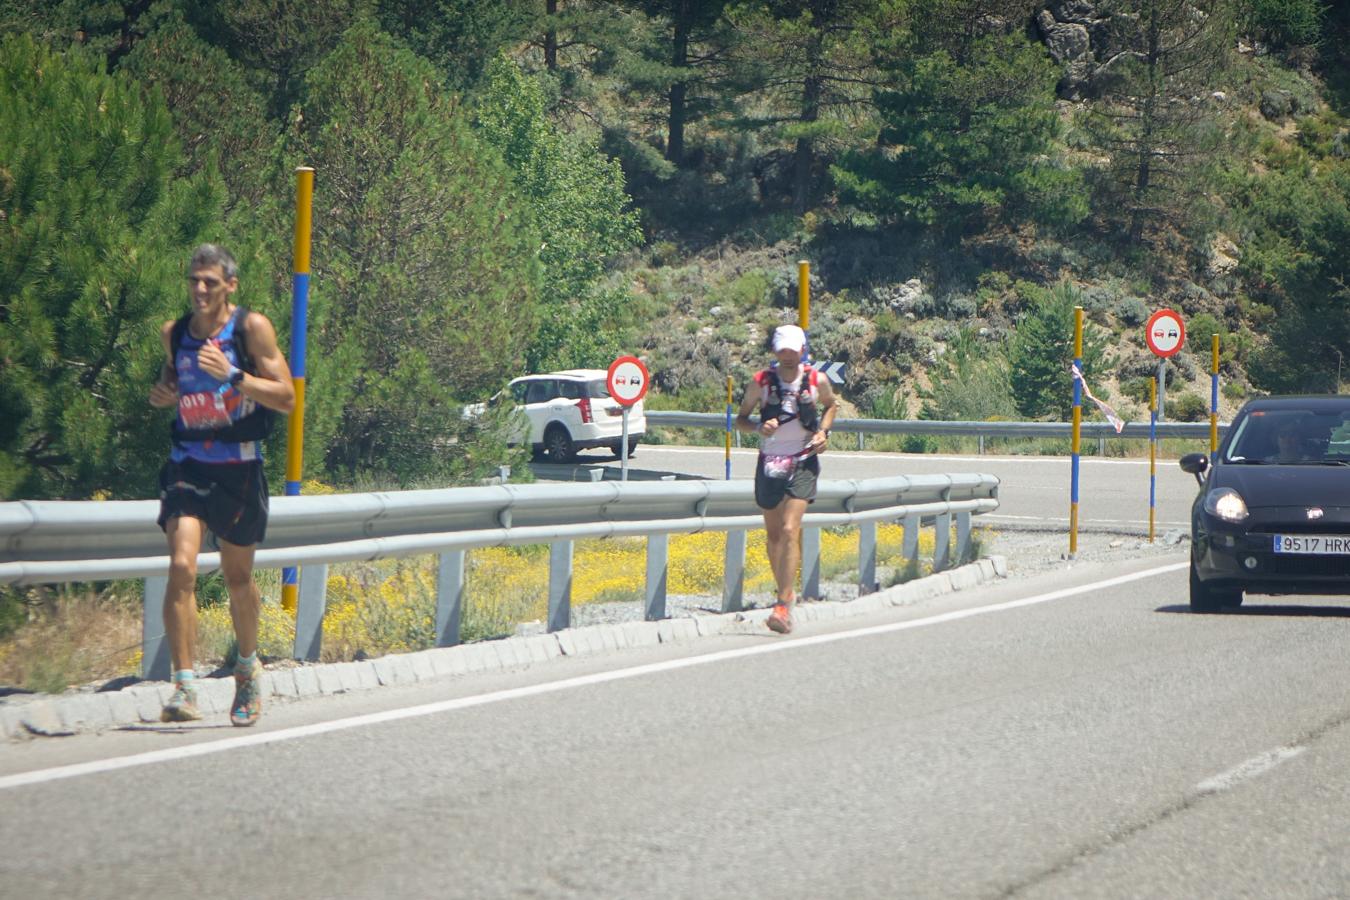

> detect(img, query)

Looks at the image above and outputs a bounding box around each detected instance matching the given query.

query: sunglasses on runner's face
[186,275,225,289]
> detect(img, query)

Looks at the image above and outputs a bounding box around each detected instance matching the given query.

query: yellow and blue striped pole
[798,260,810,331]
[725,375,733,481]
[797,260,811,363]
[281,166,314,614]
[1069,306,1083,558]
[1210,334,1220,464]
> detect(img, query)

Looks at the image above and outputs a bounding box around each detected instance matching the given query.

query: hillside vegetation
[1,0,1347,503]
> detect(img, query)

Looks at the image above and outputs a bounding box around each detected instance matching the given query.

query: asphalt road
[536,443,1199,534]
[5,554,1350,898]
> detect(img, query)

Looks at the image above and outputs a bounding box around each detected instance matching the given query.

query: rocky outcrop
[1038,10,1090,63]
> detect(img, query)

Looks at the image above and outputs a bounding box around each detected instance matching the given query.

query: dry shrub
[0,590,141,694]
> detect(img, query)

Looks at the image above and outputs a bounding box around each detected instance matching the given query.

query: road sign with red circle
[607,356,650,406]
[1145,308,1186,358]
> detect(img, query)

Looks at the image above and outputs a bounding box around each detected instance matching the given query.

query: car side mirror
[1179,452,1209,486]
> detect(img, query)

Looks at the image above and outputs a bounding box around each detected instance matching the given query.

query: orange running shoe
[766,602,793,634]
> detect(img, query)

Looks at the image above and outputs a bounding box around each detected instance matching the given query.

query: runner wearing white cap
[734,324,838,634]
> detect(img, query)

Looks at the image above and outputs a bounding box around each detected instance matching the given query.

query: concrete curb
[1,556,1007,741]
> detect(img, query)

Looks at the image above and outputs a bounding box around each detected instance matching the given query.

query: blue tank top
[171,309,261,464]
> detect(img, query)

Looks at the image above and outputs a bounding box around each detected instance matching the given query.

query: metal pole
[282,166,314,614]
[142,575,169,680]
[620,407,630,482]
[1149,378,1157,543]
[1069,306,1083,558]
[1156,359,1167,423]
[1210,334,1220,464]
[725,375,733,481]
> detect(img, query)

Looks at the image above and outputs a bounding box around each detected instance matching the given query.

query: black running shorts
[157,458,269,547]
[754,452,819,510]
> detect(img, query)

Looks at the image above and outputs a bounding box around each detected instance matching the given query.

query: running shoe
[230,658,263,727]
[766,602,793,634]
[160,682,202,722]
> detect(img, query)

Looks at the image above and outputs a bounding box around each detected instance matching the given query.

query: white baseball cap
[772,324,806,353]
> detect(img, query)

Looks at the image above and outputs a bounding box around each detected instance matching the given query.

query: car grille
[1250,522,1350,536]
[1267,556,1350,577]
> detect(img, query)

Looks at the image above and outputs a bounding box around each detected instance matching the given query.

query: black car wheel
[610,437,638,458]
[1189,558,1243,613]
[543,424,576,462]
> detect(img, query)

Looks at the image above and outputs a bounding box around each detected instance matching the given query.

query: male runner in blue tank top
[148,244,295,725]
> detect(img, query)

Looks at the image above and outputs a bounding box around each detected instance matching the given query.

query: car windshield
[1224,404,1350,464]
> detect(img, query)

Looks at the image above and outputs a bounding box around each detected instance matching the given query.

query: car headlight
[1203,487,1249,523]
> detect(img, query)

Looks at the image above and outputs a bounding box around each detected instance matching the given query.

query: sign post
[607,356,650,482]
[1145,308,1186,423]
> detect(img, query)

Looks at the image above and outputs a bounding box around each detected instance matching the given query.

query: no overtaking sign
[1145,308,1186,358]
[607,356,649,406]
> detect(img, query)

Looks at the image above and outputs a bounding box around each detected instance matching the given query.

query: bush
[1121,376,1154,404]
[1113,296,1149,326]
[1169,392,1210,422]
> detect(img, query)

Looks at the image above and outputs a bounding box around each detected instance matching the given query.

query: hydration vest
[169,305,275,445]
[757,364,821,432]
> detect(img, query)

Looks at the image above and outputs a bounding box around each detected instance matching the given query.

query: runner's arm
[148,320,178,409]
[808,378,838,453]
[236,312,296,414]
[735,378,772,435]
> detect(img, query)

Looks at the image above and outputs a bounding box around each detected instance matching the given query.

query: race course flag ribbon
[1071,363,1125,433]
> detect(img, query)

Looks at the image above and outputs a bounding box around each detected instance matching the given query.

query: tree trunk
[793,72,822,214]
[666,7,691,164]
[544,0,558,71]
[1130,5,1162,240]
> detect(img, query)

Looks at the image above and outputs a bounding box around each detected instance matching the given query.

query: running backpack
[756,364,821,432]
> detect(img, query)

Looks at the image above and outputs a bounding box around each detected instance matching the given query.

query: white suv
[505,370,645,462]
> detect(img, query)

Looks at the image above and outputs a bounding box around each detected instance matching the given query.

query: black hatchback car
[1180,395,1350,611]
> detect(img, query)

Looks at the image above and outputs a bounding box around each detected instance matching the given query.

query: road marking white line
[652,445,1171,467]
[0,561,1189,792]
[1195,746,1306,795]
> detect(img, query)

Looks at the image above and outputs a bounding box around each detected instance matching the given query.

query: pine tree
[832,0,1079,232]
[285,21,543,479]
[0,33,225,499]
[475,55,642,372]
[730,0,894,213]
[1008,283,1110,421]
[1081,0,1234,241]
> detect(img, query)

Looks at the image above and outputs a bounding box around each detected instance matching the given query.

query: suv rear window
[583,379,611,399]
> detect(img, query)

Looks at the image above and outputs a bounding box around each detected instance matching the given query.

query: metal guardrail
[0,474,999,680]
[647,411,1229,452]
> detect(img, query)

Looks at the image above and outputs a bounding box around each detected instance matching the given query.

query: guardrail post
[548,540,573,632]
[903,513,920,571]
[858,521,878,595]
[435,550,465,647]
[801,526,821,599]
[933,512,952,572]
[645,533,668,621]
[856,432,864,451]
[293,563,329,661]
[142,575,170,681]
[978,435,985,455]
[723,529,746,612]
[955,511,972,565]
[1097,436,1105,456]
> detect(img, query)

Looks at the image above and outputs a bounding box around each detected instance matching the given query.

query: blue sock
[235,651,257,672]
[173,669,195,686]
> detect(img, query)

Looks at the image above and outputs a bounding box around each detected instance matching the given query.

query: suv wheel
[1189,558,1242,613]
[543,424,576,462]
[610,437,638,458]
